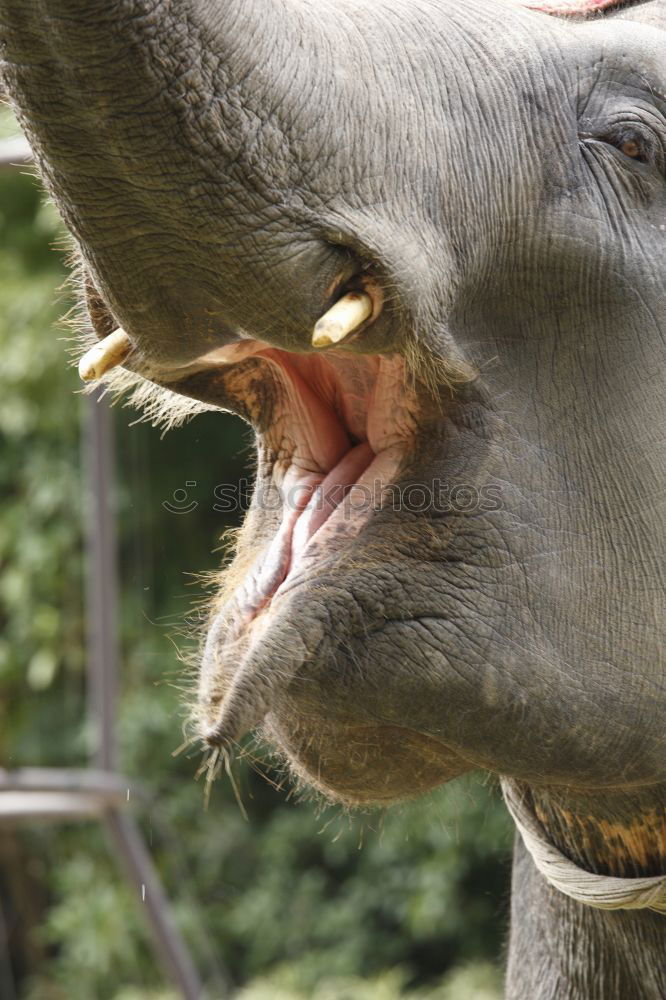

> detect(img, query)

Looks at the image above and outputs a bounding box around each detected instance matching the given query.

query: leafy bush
[236,961,502,1000]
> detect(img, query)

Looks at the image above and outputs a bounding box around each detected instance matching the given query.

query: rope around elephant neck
[501,778,666,914]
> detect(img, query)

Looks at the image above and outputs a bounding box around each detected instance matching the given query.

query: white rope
[501,778,666,914]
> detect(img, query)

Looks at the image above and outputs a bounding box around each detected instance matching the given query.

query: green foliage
[0,109,513,998]
[235,961,502,1000]
[209,774,512,989]
[0,111,85,769]
[26,846,153,1000]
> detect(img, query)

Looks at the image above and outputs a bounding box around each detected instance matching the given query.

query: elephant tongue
[238,441,375,623]
[290,442,375,563]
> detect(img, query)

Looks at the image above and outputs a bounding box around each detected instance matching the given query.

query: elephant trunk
[0,0,293,180]
[0,0,328,360]
[1,1,210,210]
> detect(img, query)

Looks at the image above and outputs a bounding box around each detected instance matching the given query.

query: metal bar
[0,792,106,819]
[104,809,205,1000]
[0,137,32,170]
[82,389,119,771]
[0,768,142,799]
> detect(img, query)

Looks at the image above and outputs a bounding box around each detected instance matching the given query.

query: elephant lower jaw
[263,714,471,807]
[200,578,474,805]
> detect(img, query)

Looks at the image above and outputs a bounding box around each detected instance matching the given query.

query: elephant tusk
[78,328,132,382]
[312,292,373,349]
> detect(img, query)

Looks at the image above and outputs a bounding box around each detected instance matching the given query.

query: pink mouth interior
[198,340,415,633]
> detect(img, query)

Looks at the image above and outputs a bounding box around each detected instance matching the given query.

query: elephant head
[1,0,665,988]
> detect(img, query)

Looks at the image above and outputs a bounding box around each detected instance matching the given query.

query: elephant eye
[602,123,659,168]
[620,138,643,160]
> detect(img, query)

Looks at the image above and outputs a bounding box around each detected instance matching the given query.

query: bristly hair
[403,334,478,405]
[64,243,216,432]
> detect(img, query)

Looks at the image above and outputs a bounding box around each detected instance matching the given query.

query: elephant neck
[504,781,666,998]
[506,832,666,1000]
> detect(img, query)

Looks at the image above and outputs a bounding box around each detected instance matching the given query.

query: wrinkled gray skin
[1,0,664,995]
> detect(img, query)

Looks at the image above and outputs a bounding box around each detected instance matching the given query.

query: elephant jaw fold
[234,441,393,623]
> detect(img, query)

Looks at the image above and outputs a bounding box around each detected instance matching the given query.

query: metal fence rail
[0,136,31,170]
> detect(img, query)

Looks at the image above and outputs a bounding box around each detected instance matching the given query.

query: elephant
[1,0,664,995]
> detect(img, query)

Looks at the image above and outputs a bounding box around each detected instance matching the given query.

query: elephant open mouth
[188,342,418,626]
[80,280,443,653]
[78,284,478,803]
[165,327,477,802]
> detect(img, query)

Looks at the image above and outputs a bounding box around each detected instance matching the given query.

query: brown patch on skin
[523,784,666,878]
[156,355,280,431]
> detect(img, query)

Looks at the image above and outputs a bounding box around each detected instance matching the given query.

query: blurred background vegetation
[0,107,513,999]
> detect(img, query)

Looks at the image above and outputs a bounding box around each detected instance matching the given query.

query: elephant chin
[263,712,471,807]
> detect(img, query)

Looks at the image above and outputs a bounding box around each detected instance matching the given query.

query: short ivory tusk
[78,328,132,382]
[312,292,373,349]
